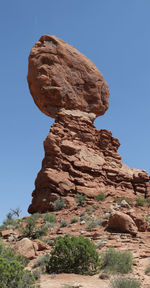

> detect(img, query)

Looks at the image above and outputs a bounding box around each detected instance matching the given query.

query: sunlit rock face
[27,35,150,214]
[27,35,109,118]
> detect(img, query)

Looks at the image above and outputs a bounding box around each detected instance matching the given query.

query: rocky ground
[1,194,150,287]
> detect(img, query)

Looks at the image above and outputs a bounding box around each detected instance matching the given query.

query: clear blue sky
[0,0,150,223]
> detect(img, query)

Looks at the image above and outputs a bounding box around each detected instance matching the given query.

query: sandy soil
[39,273,109,288]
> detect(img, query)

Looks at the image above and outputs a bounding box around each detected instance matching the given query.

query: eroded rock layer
[28,109,150,213]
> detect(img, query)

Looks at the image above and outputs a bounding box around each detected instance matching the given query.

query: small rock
[0,229,18,239]
[80,220,86,225]
[120,199,130,208]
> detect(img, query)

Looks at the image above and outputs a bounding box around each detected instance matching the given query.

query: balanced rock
[27,35,109,118]
[27,35,150,214]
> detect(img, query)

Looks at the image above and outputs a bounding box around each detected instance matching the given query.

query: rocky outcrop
[28,109,149,213]
[27,35,149,214]
[27,35,109,118]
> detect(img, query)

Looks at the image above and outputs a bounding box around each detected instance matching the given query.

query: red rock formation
[27,35,149,214]
[27,35,109,118]
[28,109,149,213]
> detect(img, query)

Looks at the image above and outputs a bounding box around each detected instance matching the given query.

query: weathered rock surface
[27,35,109,118]
[15,238,38,259]
[127,212,148,232]
[108,211,138,235]
[28,109,150,213]
[27,35,149,214]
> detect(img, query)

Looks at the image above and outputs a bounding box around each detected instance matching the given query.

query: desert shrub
[34,225,48,239]
[20,216,36,238]
[145,265,150,275]
[70,217,79,224]
[20,216,48,239]
[46,239,55,247]
[22,270,35,288]
[145,198,150,207]
[60,219,68,228]
[86,219,102,230]
[100,247,133,274]
[95,192,106,202]
[32,269,41,280]
[136,197,145,206]
[33,253,50,272]
[0,238,28,267]
[1,211,21,230]
[86,205,98,215]
[44,213,56,223]
[75,194,86,206]
[0,257,35,288]
[43,222,55,229]
[52,198,66,211]
[80,215,90,222]
[110,276,141,288]
[46,235,100,275]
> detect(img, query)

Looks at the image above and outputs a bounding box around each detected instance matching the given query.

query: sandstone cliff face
[27,35,149,214]
[28,109,149,213]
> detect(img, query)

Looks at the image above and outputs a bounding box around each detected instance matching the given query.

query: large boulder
[27,35,109,118]
[108,211,138,235]
[15,238,38,259]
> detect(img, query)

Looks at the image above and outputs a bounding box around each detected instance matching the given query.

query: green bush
[60,219,68,228]
[86,220,102,230]
[46,235,100,275]
[0,239,35,287]
[0,212,21,230]
[136,197,145,206]
[33,253,50,272]
[0,238,28,267]
[75,194,86,206]
[86,205,98,215]
[100,247,133,274]
[110,276,141,288]
[70,217,79,224]
[52,198,66,211]
[20,216,48,239]
[0,257,35,288]
[44,213,56,223]
[95,192,106,202]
